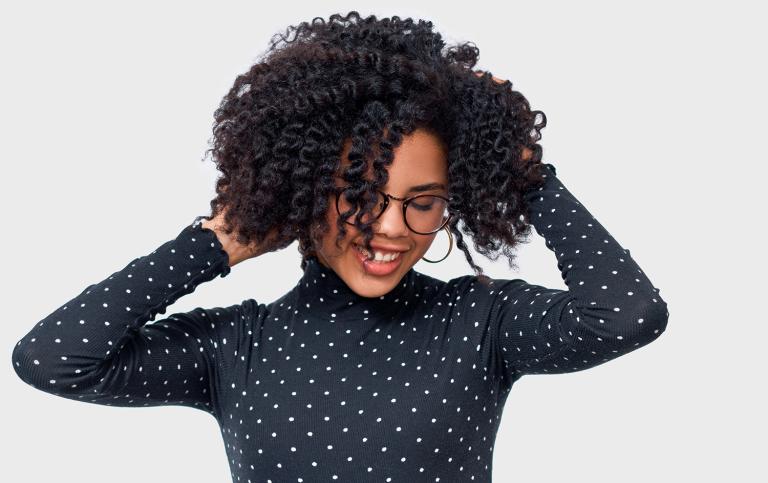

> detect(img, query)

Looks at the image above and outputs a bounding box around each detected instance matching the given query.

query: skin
[311,128,450,298]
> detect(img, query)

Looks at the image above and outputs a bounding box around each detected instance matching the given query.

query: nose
[373,199,410,238]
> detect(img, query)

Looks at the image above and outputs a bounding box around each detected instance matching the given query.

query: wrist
[200,218,238,267]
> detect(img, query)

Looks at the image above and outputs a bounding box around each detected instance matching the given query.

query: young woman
[12,11,668,482]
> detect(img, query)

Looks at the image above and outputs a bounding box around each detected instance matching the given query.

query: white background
[2,1,765,481]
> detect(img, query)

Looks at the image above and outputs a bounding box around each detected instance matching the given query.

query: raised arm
[11,216,241,417]
[477,163,669,386]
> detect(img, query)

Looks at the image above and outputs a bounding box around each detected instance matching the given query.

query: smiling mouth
[353,243,405,263]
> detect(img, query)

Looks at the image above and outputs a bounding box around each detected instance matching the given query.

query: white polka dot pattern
[11,164,669,482]
[11,216,237,416]
[455,163,669,387]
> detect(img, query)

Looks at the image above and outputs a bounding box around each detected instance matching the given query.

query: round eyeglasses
[335,186,453,235]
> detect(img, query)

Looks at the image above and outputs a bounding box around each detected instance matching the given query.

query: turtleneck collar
[292,254,421,322]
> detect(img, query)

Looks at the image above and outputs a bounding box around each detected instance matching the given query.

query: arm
[485,163,669,385]
[11,216,239,417]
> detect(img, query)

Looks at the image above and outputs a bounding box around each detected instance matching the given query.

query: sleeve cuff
[186,215,232,278]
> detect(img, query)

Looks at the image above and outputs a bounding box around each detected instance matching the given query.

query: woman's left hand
[474,70,505,84]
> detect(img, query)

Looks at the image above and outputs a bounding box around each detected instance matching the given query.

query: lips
[353,242,404,276]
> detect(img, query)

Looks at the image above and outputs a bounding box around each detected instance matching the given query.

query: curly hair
[203,10,548,285]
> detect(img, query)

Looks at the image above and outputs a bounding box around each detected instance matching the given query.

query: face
[312,128,449,298]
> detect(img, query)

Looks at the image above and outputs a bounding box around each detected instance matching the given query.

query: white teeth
[354,244,401,263]
[374,250,399,262]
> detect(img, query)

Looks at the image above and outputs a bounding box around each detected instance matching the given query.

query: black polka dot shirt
[12,163,669,482]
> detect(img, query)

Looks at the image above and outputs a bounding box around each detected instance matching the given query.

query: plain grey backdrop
[2,1,765,481]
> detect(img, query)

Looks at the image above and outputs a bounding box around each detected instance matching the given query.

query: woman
[11,11,669,482]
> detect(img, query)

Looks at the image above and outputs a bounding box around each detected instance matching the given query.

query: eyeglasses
[335,184,453,235]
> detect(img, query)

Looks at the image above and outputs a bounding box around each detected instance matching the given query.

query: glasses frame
[334,185,454,235]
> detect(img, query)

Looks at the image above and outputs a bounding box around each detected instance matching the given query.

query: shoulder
[445,274,527,298]
[443,274,564,320]
[186,298,270,330]
[240,297,269,317]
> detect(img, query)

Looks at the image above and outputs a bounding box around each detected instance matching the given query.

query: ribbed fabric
[12,163,668,482]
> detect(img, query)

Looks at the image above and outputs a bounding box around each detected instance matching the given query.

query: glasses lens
[406,195,449,234]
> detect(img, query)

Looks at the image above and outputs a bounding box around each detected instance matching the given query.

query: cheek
[416,234,436,253]
[412,233,437,257]
[319,203,356,254]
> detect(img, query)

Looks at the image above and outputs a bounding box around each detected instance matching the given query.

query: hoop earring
[421,226,453,263]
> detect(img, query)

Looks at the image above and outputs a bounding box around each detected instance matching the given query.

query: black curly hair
[203,10,548,285]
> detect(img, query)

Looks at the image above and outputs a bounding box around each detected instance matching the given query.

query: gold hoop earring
[421,226,453,263]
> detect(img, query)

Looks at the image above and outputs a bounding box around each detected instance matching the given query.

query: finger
[474,71,505,84]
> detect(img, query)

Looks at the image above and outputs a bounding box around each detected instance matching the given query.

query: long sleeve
[11,215,239,417]
[479,163,669,386]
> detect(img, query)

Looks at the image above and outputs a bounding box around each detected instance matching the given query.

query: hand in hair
[202,209,290,267]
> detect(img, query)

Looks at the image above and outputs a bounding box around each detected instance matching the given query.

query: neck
[291,254,422,323]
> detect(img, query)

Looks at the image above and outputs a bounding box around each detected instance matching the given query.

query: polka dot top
[12,163,669,482]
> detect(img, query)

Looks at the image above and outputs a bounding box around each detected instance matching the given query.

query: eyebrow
[408,182,446,193]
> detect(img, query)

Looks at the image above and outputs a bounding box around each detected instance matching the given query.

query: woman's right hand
[201,209,291,267]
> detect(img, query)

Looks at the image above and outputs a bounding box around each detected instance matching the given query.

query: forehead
[337,128,448,183]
